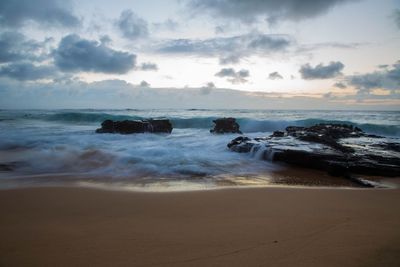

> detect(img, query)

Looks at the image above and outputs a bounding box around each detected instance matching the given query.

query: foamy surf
[0,109,399,190]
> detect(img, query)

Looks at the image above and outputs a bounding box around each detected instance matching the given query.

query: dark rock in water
[227,136,252,152]
[271,131,285,137]
[210,117,242,134]
[0,163,15,171]
[227,123,400,182]
[96,119,172,134]
[285,126,306,136]
[0,162,23,172]
[372,142,400,152]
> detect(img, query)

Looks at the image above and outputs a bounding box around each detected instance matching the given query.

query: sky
[0,0,399,109]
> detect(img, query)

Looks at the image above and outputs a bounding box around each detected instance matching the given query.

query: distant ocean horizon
[1,109,399,190]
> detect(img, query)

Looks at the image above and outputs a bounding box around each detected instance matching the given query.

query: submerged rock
[0,162,25,172]
[96,119,173,134]
[210,117,242,134]
[0,163,15,171]
[227,123,400,180]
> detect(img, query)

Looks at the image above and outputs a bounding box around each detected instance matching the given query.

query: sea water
[0,109,399,190]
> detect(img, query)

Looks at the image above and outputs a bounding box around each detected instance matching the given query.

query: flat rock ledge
[227,123,400,185]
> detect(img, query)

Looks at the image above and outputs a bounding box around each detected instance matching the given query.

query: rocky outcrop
[96,119,173,134]
[210,118,242,134]
[227,123,400,180]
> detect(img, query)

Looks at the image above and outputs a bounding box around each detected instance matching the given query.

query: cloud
[0,31,49,63]
[333,82,347,89]
[152,19,179,31]
[299,61,344,80]
[117,10,149,40]
[394,9,400,29]
[298,42,364,53]
[0,62,56,81]
[215,68,249,84]
[0,0,80,28]
[215,26,225,34]
[54,34,136,74]
[205,82,216,88]
[0,31,55,81]
[1,78,398,110]
[137,62,158,71]
[215,68,236,77]
[155,32,292,64]
[347,61,400,93]
[219,55,241,65]
[268,71,283,80]
[199,82,216,95]
[187,0,355,23]
[139,80,150,87]
[99,35,112,46]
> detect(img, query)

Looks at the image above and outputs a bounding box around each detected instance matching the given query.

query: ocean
[0,109,399,190]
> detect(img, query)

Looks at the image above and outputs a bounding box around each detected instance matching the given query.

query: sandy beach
[0,186,399,267]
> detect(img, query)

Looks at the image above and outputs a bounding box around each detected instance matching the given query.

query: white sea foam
[0,109,399,189]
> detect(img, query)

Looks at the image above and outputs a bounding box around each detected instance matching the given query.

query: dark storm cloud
[137,62,158,71]
[187,0,355,23]
[0,62,56,81]
[215,68,249,84]
[268,71,283,80]
[299,61,344,80]
[117,10,149,40]
[0,31,49,63]
[156,32,292,64]
[347,61,400,93]
[54,34,136,74]
[0,0,80,28]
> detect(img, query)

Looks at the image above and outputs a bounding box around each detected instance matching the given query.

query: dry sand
[0,186,399,267]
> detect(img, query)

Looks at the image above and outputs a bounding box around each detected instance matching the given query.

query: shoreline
[1,186,399,266]
[1,164,397,192]
[0,181,396,194]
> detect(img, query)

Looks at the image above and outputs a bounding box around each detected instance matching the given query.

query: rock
[227,136,252,152]
[0,162,24,172]
[227,123,400,181]
[271,131,285,137]
[210,118,242,134]
[96,119,173,134]
[0,163,15,171]
[148,119,174,133]
[372,142,400,152]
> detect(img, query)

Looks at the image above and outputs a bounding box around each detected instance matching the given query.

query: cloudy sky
[0,0,399,109]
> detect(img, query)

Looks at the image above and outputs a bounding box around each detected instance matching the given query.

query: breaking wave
[12,111,400,136]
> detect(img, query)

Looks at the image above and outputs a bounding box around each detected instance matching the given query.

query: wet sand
[0,186,399,267]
